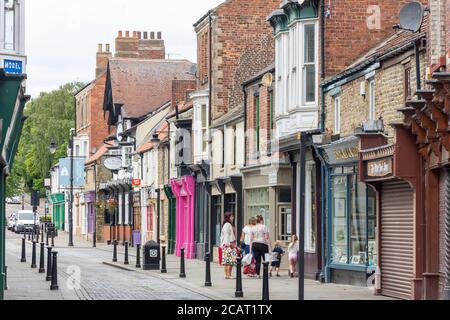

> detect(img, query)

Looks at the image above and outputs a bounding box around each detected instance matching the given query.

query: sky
[26,0,224,98]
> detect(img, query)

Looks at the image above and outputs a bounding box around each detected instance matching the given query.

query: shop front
[132,190,141,244]
[48,193,65,231]
[85,191,96,240]
[163,184,176,255]
[358,127,424,300]
[242,164,292,243]
[320,136,376,286]
[171,176,196,259]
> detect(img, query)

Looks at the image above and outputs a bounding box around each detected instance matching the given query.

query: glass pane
[279,207,292,241]
[4,9,14,50]
[350,177,367,265]
[367,186,377,267]
[331,176,348,264]
[304,65,316,103]
[304,24,315,63]
[201,105,207,128]
[279,188,291,203]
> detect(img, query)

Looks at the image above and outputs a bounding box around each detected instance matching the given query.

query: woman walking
[250,215,271,278]
[220,212,237,279]
[288,235,299,278]
[240,217,256,255]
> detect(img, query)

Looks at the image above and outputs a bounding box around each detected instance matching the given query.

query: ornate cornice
[267,9,289,35]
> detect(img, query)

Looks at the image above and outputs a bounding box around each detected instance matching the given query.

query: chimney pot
[150,32,155,39]
[98,43,102,53]
[157,32,162,40]
[105,44,110,52]
[143,32,148,39]
[126,31,130,38]
[118,30,123,37]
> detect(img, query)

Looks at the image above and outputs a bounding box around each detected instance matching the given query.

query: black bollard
[124,242,129,265]
[41,225,44,242]
[46,247,53,281]
[179,248,186,278]
[51,232,55,247]
[31,241,37,268]
[46,230,49,246]
[262,262,270,301]
[50,252,59,290]
[4,266,7,290]
[205,253,212,287]
[39,243,45,273]
[161,246,167,274]
[20,238,26,262]
[136,244,141,268]
[36,226,40,244]
[235,257,244,297]
[113,240,118,262]
[27,228,31,241]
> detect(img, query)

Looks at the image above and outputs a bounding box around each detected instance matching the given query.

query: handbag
[242,253,253,266]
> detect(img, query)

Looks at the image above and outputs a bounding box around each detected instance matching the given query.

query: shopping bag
[243,259,256,275]
[242,253,253,266]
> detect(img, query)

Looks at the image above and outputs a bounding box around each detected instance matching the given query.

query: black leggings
[252,243,269,276]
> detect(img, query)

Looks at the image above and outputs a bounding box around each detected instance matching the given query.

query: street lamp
[49,139,57,155]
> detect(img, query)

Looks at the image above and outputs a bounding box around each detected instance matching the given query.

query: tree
[6,82,86,196]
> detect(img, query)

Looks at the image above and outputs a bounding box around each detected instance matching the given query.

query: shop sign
[334,147,359,161]
[132,179,141,189]
[104,157,122,171]
[322,137,360,165]
[4,59,23,75]
[366,158,393,178]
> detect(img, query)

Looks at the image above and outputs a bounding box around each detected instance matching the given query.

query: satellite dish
[398,1,424,33]
[261,73,273,87]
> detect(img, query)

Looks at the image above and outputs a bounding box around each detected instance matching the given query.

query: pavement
[3,227,393,301]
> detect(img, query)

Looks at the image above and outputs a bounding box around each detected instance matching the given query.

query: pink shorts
[289,253,297,262]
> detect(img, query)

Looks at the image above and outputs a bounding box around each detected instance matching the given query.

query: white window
[275,33,289,117]
[289,23,299,110]
[334,96,341,134]
[303,23,317,104]
[122,146,133,168]
[201,104,208,156]
[369,80,376,121]
[83,141,88,158]
[75,144,80,157]
[4,0,15,51]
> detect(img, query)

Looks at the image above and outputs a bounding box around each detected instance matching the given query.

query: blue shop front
[318,136,378,287]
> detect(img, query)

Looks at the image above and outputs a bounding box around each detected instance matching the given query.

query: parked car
[5,196,21,205]
[7,213,16,231]
[14,210,40,234]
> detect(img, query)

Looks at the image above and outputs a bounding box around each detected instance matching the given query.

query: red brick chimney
[96,43,112,78]
[138,31,166,59]
[115,30,139,58]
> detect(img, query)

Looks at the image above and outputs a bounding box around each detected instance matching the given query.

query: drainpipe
[93,162,97,247]
[243,86,248,167]
[444,168,450,300]
[156,188,161,244]
[320,0,326,132]
[209,11,213,128]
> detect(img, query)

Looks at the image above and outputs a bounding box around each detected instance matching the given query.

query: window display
[330,166,377,267]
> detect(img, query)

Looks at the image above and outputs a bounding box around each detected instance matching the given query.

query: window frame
[369,79,376,121]
[302,22,317,105]
[334,96,341,135]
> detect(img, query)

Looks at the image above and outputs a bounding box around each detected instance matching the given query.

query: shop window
[330,167,377,267]
[224,193,236,216]
[305,164,316,252]
[279,206,292,241]
[212,196,222,246]
[247,188,270,227]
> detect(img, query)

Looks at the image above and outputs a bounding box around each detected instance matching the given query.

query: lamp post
[68,128,75,247]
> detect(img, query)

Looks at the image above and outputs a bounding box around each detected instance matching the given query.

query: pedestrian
[250,214,271,279]
[288,235,299,278]
[240,217,256,255]
[270,241,285,277]
[220,212,237,279]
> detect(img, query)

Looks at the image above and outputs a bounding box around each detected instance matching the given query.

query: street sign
[4,59,23,75]
[104,157,122,171]
[132,179,141,188]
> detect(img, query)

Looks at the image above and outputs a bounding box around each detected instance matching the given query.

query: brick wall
[88,73,109,153]
[115,30,165,59]
[172,79,196,107]
[325,51,426,141]
[196,25,210,90]
[208,0,280,120]
[428,0,446,68]
[324,0,428,78]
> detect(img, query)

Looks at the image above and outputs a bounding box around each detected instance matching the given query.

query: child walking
[270,241,285,277]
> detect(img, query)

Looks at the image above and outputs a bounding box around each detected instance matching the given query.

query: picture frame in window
[339,255,348,264]
[350,255,361,265]
[334,198,346,218]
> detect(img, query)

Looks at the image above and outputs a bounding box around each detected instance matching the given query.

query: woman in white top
[220,212,237,279]
[288,235,299,278]
[250,215,271,278]
[240,217,256,255]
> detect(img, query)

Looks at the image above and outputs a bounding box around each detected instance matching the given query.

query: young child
[270,241,285,277]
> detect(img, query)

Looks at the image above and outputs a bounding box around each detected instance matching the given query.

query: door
[380,180,414,300]
[279,205,292,241]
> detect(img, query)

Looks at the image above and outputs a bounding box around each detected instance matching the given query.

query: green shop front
[0,71,29,299]
[319,136,378,287]
[48,193,65,230]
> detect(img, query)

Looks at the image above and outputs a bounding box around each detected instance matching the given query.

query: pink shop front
[171,176,196,259]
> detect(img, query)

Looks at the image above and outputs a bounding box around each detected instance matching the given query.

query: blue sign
[4,59,23,75]
[58,158,85,188]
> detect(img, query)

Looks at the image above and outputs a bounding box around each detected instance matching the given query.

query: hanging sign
[132,179,141,189]
[104,157,122,171]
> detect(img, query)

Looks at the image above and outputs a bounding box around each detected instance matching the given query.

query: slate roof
[108,58,196,119]
[86,145,109,165]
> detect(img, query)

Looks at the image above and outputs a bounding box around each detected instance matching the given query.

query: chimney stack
[115,29,139,58]
[114,30,165,60]
[138,31,165,59]
[96,43,112,78]
[143,32,148,39]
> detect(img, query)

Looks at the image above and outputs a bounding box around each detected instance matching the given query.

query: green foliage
[6,82,86,196]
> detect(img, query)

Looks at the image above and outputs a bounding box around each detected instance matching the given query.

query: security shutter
[380,180,414,300]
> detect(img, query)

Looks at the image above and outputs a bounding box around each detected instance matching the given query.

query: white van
[14,210,40,234]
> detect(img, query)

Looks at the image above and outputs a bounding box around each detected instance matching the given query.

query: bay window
[303,23,316,104]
